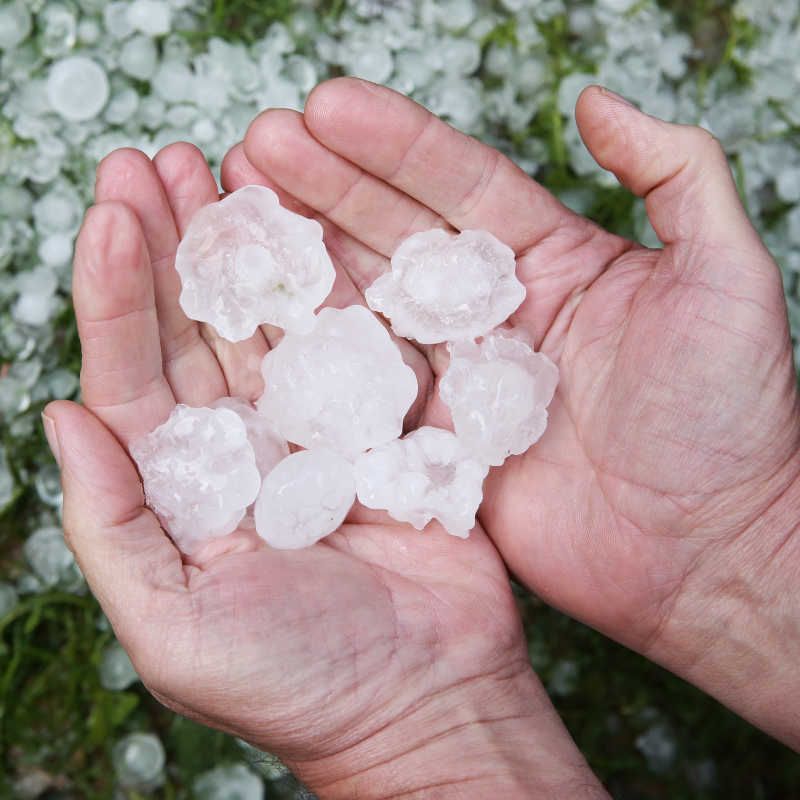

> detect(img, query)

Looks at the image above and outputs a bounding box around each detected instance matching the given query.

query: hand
[43,133,609,796]
[232,79,800,749]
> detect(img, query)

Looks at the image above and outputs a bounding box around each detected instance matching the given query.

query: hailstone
[366,229,526,344]
[175,185,336,342]
[130,405,261,554]
[254,449,356,550]
[353,426,489,538]
[257,306,419,462]
[439,327,559,466]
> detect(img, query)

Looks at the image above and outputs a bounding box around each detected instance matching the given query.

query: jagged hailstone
[257,306,419,461]
[439,327,559,466]
[209,396,289,480]
[366,229,526,344]
[130,405,261,554]
[175,186,336,342]
[353,427,489,538]
[254,449,355,549]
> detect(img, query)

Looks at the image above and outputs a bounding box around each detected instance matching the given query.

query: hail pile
[130,186,558,552]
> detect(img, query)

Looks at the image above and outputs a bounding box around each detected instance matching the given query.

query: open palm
[230,80,800,690]
[49,81,612,796]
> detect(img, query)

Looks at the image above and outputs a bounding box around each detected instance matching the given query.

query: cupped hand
[45,128,607,796]
[231,79,800,748]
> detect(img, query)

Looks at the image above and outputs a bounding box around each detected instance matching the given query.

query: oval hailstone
[366,229,526,344]
[257,306,419,461]
[130,405,261,554]
[353,426,489,538]
[46,56,110,122]
[440,327,559,466]
[254,449,356,549]
[176,186,335,342]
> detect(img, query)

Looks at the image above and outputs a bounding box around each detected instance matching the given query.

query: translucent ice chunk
[209,396,289,480]
[113,733,165,788]
[99,640,140,691]
[0,1,32,50]
[254,449,355,550]
[119,34,158,81]
[129,405,261,554]
[126,0,172,36]
[440,327,559,466]
[257,306,419,461]
[176,186,336,342]
[46,56,110,122]
[194,765,264,800]
[24,526,83,590]
[344,42,394,83]
[367,229,526,344]
[353,427,489,538]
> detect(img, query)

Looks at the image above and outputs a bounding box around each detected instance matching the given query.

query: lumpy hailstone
[366,229,526,344]
[440,327,559,466]
[353,427,489,539]
[254,449,356,549]
[176,186,336,342]
[257,306,419,462]
[130,405,261,554]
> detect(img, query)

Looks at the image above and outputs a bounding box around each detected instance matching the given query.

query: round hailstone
[176,186,336,342]
[366,229,526,344]
[119,35,158,81]
[0,0,32,50]
[257,306,419,461]
[98,641,140,692]
[353,426,489,539]
[440,327,559,466]
[113,733,165,788]
[46,56,110,122]
[129,405,261,555]
[254,449,355,550]
[126,0,172,36]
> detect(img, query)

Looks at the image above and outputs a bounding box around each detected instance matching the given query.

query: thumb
[575,86,774,275]
[43,400,187,632]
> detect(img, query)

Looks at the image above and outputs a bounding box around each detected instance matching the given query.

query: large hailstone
[175,186,336,342]
[257,306,419,461]
[130,405,261,554]
[440,327,559,466]
[366,229,526,344]
[353,426,489,538]
[254,449,356,550]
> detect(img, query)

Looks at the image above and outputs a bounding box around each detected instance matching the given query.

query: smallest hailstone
[366,229,526,344]
[176,186,336,342]
[130,405,261,555]
[353,427,489,539]
[254,449,356,550]
[440,327,559,466]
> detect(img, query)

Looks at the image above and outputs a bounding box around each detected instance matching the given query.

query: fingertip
[96,147,155,203]
[243,108,307,169]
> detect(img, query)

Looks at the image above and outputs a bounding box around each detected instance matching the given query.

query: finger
[95,148,226,406]
[155,142,271,399]
[74,201,175,444]
[243,108,449,258]
[302,78,596,254]
[45,400,187,637]
[575,86,777,279]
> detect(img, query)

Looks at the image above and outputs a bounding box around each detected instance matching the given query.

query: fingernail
[42,413,62,469]
[600,87,638,109]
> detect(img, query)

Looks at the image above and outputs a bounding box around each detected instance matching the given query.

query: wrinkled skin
[47,79,800,797]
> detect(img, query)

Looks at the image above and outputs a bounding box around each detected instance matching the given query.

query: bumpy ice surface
[209,396,289,479]
[366,229,526,344]
[257,305,419,461]
[176,185,335,342]
[353,426,489,538]
[440,327,559,466]
[130,405,261,554]
[254,449,355,549]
